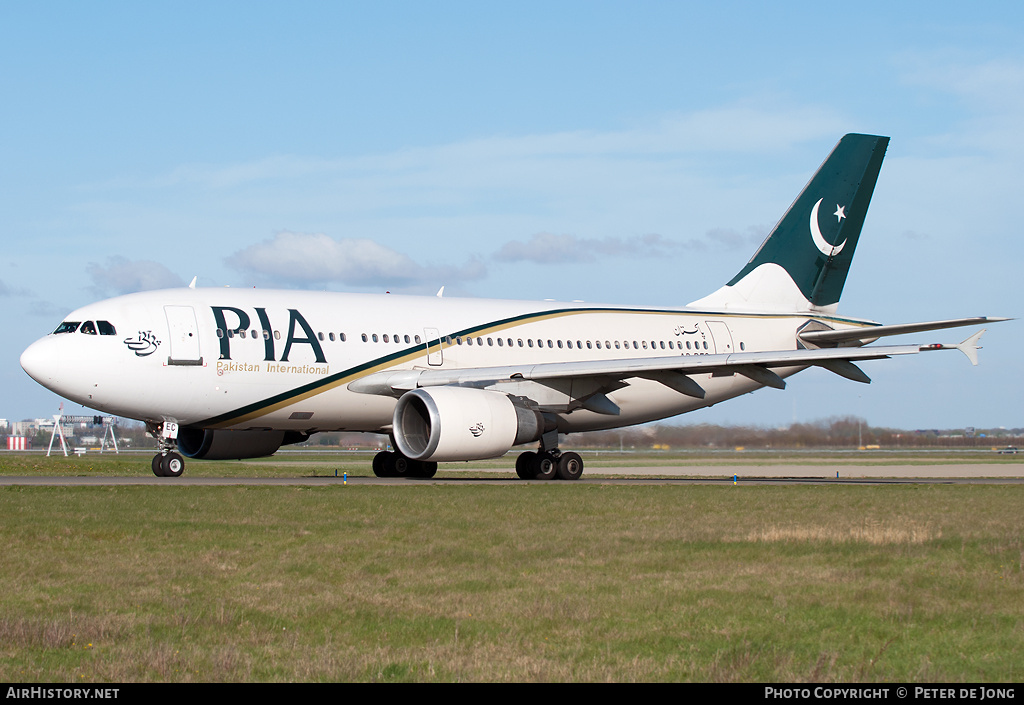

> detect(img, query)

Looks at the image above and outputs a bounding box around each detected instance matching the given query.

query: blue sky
[3,1,1022,430]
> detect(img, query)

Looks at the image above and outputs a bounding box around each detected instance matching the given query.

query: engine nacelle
[393,387,548,462]
[178,428,287,460]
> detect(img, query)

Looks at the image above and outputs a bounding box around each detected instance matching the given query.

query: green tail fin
[692,134,889,312]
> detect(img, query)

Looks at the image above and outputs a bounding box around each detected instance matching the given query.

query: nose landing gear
[152,450,185,477]
[148,421,186,478]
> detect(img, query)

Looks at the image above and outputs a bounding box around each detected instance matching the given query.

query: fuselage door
[706,320,734,355]
[164,306,203,366]
[424,327,443,366]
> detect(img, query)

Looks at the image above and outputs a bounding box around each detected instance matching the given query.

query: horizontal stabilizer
[799,317,1008,345]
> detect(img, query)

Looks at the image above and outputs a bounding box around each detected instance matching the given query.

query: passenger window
[329,332,336,342]
[274,330,281,340]
[361,333,368,342]
[414,335,421,344]
[372,334,379,343]
[518,339,524,347]
[405,335,411,344]
[383,334,389,343]
[497,338,503,346]
[527,339,534,348]
[80,321,97,335]
[98,321,116,336]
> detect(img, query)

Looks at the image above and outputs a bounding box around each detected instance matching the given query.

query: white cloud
[494,229,764,265]
[86,256,185,296]
[227,231,487,290]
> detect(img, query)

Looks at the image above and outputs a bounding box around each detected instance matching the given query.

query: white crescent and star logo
[810,198,847,257]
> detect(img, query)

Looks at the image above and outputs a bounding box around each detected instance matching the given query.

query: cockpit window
[53,321,80,334]
[80,321,97,335]
[97,320,116,336]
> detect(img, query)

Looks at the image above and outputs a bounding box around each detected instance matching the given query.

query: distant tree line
[574,416,1023,450]
[3,415,1019,451]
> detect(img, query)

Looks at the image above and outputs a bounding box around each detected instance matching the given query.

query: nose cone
[20,337,59,388]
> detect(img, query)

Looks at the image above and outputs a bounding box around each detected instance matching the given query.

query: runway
[2,462,1022,486]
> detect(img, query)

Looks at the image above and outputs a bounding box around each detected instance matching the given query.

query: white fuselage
[20,287,872,436]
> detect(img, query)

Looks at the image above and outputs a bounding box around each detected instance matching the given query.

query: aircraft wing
[349,331,988,410]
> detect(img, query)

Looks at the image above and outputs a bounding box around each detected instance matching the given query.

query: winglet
[956,329,985,366]
[923,329,987,365]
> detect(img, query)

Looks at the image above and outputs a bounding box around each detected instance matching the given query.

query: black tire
[516,452,538,479]
[533,452,558,481]
[556,452,584,481]
[389,453,411,477]
[152,454,166,477]
[372,451,390,477]
[415,461,438,478]
[161,452,185,478]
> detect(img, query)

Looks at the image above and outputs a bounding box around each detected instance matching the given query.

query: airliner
[20,134,1004,479]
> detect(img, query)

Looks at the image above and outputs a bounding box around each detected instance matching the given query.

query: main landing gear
[514,449,584,481]
[372,450,438,478]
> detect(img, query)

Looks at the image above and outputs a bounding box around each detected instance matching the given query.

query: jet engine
[392,387,550,462]
[178,428,289,460]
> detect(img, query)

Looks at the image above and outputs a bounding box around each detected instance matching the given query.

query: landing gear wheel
[516,452,538,479]
[374,451,424,478]
[372,451,390,477]
[385,452,411,477]
[533,451,558,481]
[556,452,584,481]
[415,461,438,478]
[152,454,167,477]
[161,452,185,478]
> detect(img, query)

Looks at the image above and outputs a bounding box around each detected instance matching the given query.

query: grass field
[0,452,1022,682]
